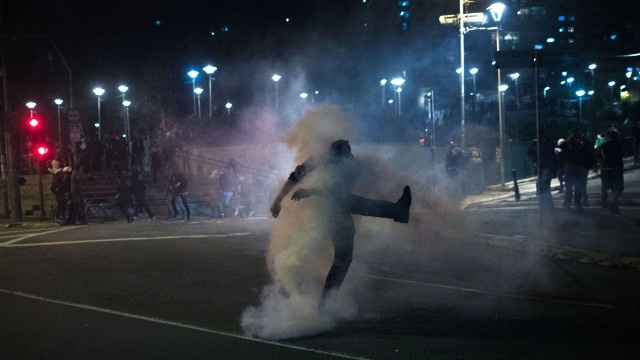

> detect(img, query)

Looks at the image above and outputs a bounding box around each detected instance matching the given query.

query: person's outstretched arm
[270,180,296,218]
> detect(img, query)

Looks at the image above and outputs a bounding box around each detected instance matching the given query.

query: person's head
[329,139,352,158]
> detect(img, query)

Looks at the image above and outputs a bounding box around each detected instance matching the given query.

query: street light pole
[54,99,63,149]
[488,2,506,187]
[272,74,281,112]
[459,0,466,149]
[118,85,128,138]
[575,90,585,122]
[195,87,203,117]
[92,87,105,140]
[203,65,217,118]
[187,70,199,116]
[469,67,478,111]
[380,79,387,108]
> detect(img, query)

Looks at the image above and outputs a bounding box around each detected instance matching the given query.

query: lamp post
[488,2,506,186]
[26,101,36,118]
[469,67,478,110]
[499,84,509,138]
[509,72,520,109]
[194,87,203,117]
[203,65,217,118]
[566,77,574,97]
[299,92,308,102]
[118,85,128,138]
[588,63,596,86]
[92,87,105,140]
[575,90,585,122]
[608,81,616,99]
[225,102,232,122]
[390,77,405,115]
[272,74,281,112]
[187,70,199,115]
[380,79,387,108]
[458,0,466,148]
[123,100,131,151]
[54,99,63,148]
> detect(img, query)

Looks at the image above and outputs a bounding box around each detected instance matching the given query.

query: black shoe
[394,185,411,223]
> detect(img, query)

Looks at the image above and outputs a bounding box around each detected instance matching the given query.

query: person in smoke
[270,139,412,308]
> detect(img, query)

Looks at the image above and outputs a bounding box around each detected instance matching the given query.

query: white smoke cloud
[240,105,362,339]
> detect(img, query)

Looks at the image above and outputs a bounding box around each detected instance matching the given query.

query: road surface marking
[355,272,614,309]
[1,227,78,246]
[0,288,365,359]
[1,233,253,247]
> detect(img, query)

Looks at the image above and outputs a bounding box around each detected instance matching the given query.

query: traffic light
[35,144,49,159]
[27,114,41,130]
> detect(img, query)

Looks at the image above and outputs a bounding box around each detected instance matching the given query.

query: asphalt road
[1,209,639,359]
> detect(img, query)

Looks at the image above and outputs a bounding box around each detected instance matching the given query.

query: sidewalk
[459,157,640,270]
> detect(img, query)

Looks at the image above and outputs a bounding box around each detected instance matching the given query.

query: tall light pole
[469,67,478,111]
[488,2,506,187]
[187,70,199,116]
[575,90,585,122]
[509,73,520,109]
[380,79,387,108]
[391,77,405,115]
[54,99,63,148]
[92,87,105,140]
[118,85,128,138]
[608,81,616,99]
[26,101,36,118]
[459,0,466,148]
[566,77,574,98]
[123,100,131,151]
[203,65,217,118]
[225,102,232,122]
[272,74,281,112]
[588,63,596,86]
[194,87,203,117]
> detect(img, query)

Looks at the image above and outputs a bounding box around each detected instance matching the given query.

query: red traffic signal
[27,116,41,129]
[35,144,49,157]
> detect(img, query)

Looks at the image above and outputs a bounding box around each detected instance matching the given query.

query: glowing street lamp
[272,74,281,111]
[608,81,616,98]
[380,79,387,107]
[488,2,506,186]
[194,87,203,117]
[390,77,405,115]
[509,73,520,109]
[299,92,308,102]
[118,85,129,137]
[225,102,232,121]
[575,90,585,122]
[54,99,63,146]
[123,100,131,145]
[203,65,217,118]
[92,87,105,140]
[26,101,36,118]
[588,63,596,85]
[187,70,199,115]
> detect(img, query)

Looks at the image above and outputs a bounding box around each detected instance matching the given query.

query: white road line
[1,227,79,246]
[0,288,365,359]
[354,272,614,309]
[1,233,253,247]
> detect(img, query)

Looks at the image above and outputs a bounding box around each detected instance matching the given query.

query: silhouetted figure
[270,139,411,308]
[598,130,624,214]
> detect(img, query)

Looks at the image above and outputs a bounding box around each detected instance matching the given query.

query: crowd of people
[528,125,626,214]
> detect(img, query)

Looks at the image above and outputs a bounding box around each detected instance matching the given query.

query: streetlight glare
[499,84,509,92]
[26,102,37,109]
[272,74,281,82]
[203,65,217,75]
[390,77,405,86]
[123,100,131,107]
[380,79,387,86]
[588,63,597,70]
[93,87,105,96]
[509,72,520,80]
[54,99,63,106]
[194,87,204,95]
[487,3,506,22]
[469,67,478,75]
[188,70,199,79]
[118,85,129,93]
[576,90,586,97]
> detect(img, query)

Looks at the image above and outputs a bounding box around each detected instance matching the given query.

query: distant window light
[558,15,565,21]
[399,11,409,18]
[568,38,575,43]
[568,27,574,33]
[399,0,409,6]
[222,26,229,32]
[534,44,544,50]
[568,15,575,21]
[517,8,530,16]
[610,34,618,40]
[402,22,409,31]
[546,38,555,43]
[285,18,290,23]
[210,31,215,37]
[155,20,161,26]
[558,27,565,33]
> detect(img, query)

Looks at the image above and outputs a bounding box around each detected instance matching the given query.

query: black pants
[320,195,398,302]
[134,195,154,218]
